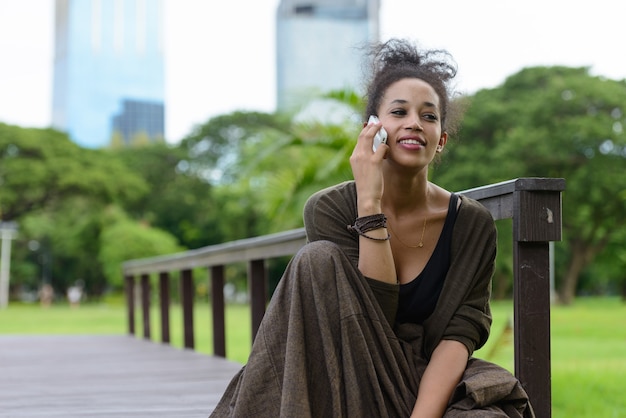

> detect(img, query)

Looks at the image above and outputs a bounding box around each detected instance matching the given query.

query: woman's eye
[391,109,406,116]
[423,113,438,121]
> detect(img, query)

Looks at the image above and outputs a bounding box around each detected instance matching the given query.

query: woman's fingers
[356,121,385,154]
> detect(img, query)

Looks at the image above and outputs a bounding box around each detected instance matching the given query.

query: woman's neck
[382,169,430,217]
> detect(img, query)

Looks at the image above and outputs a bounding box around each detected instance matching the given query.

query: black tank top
[395,194,459,325]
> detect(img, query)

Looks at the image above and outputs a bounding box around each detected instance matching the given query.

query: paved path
[0,335,242,417]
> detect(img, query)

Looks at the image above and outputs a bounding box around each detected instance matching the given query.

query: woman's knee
[299,239,343,256]
[285,240,357,287]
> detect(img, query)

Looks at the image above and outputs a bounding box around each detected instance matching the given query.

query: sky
[0,0,624,144]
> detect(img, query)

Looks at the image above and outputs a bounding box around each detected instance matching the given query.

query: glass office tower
[276,0,381,111]
[52,0,164,147]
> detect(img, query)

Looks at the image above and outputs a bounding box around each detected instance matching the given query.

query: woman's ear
[437,132,448,152]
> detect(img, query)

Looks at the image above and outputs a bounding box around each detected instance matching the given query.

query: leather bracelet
[347,214,390,241]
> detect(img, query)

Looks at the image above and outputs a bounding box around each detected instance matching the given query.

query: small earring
[436,145,443,152]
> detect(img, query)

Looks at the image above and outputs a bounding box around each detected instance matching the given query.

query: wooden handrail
[122,177,565,417]
[122,228,307,276]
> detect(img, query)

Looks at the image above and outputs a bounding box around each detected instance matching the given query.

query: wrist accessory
[347,214,390,241]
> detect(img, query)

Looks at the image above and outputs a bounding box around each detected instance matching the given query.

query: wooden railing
[122,177,565,417]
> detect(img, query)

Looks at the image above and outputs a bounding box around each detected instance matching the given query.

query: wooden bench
[123,177,565,417]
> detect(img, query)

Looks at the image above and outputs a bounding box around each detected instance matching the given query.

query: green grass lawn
[1,297,624,417]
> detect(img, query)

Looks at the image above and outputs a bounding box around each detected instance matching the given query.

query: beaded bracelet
[347,213,390,241]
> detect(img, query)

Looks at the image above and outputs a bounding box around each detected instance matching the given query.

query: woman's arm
[423,197,497,358]
[410,339,468,418]
[350,121,397,284]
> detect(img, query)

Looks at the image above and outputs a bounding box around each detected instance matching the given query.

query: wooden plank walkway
[0,335,242,417]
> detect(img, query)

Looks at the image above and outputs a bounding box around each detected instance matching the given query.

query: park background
[1,1,625,417]
[2,64,625,417]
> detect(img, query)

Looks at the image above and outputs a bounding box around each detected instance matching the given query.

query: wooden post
[0,221,18,309]
[159,272,170,344]
[141,273,151,340]
[514,242,551,417]
[181,269,194,349]
[125,275,135,335]
[211,265,226,357]
[249,259,267,342]
[513,183,563,418]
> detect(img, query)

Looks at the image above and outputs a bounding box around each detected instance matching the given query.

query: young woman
[210,39,534,418]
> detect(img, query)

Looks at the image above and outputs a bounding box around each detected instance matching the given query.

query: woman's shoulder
[305,180,356,209]
[303,181,358,243]
[455,194,497,237]
[457,194,493,218]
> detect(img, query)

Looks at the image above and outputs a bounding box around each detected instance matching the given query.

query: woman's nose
[408,117,423,131]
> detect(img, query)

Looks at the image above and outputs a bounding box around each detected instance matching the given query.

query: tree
[15,198,109,296]
[0,123,148,222]
[180,111,292,184]
[113,140,266,249]
[433,66,626,303]
[98,205,184,289]
[231,92,364,231]
[0,123,161,298]
[173,111,308,235]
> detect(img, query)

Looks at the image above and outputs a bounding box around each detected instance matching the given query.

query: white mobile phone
[368,115,387,151]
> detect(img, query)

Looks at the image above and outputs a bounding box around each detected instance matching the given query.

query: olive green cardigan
[303,181,495,358]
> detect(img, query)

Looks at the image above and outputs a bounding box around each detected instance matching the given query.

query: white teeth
[400,139,423,145]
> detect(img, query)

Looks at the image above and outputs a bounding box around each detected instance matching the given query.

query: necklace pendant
[417,242,424,248]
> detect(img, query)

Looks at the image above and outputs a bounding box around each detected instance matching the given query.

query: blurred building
[52,0,165,148]
[276,0,381,111]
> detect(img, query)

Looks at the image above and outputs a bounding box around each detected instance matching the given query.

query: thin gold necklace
[387,186,429,249]
[388,216,428,248]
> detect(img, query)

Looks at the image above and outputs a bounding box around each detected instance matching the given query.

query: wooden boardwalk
[0,335,242,417]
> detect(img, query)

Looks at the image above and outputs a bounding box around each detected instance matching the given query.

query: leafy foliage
[113,142,226,248]
[179,111,292,184]
[0,124,181,297]
[434,66,626,302]
[229,94,363,231]
[97,206,185,289]
[0,123,147,221]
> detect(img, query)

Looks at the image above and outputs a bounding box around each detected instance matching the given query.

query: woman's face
[377,77,447,169]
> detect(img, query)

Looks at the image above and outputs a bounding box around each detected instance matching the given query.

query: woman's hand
[350,120,389,216]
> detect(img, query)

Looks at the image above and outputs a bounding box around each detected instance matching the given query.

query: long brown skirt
[210,241,534,417]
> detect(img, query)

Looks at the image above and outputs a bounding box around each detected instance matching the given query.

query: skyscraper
[52,0,164,148]
[276,0,381,111]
